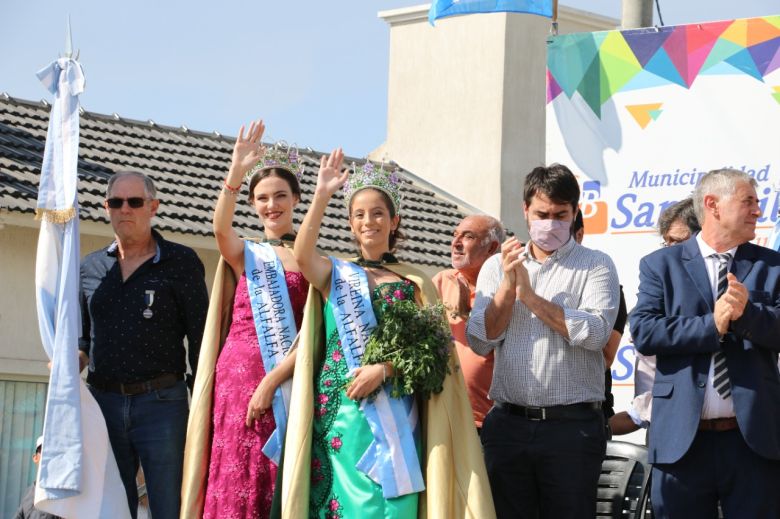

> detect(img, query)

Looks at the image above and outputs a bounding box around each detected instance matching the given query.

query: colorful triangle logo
[645,48,687,87]
[626,103,664,129]
[701,38,744,72]
[725,48,763,80]
[749,36,780,76]
[547,69,563,103]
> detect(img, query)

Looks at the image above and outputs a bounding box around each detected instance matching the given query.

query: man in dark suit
[630,168,780,518]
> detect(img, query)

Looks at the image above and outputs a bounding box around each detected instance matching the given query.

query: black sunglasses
[106,197,149,209]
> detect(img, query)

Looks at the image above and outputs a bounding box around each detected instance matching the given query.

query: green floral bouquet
[362,300,452,400]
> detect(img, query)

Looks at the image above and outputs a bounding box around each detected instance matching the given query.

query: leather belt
[494,401,602,421]
[89,373,183,396]
[698,417,738,432]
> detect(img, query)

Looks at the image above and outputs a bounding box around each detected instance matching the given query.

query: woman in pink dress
[203,119,308,518]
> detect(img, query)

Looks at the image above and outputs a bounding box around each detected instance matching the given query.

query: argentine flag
[34,55,130,518]
[429,0,554,25]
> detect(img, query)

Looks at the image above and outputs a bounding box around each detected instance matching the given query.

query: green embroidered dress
[309,280,419,519]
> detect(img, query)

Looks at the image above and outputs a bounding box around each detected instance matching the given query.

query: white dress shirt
[696,233,737,419]
[467,238,620,407]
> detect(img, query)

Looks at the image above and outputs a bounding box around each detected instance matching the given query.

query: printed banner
[546,15,780,443]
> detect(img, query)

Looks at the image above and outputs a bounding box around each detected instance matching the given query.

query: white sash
[244,241,297,464]
[329,257,424,497]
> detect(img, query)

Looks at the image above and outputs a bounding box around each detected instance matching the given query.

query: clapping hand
[724,274,749,320]
[513,251,532,301]
[499,237,526,298]
[714,273,749,335]
[314,148,347,198]
[231,120,266,177]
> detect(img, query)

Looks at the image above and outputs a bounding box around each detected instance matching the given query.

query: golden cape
[180,257,238,518]
[281,262,496,519]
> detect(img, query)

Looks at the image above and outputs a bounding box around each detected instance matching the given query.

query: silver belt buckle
[527,406,546,421]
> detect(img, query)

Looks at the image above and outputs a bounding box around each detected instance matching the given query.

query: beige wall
[0,224,46,379]
[0,214,220,379]
[378,10,510,227]
[376,4,617,237]
[556,6,619,34]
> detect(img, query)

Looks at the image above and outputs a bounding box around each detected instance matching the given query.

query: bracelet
[221,186,238,196]
[382,363,387,383]
[223,179,241,193]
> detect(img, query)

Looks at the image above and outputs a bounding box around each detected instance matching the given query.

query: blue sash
[329,257,424,498]
[244,242,297,464]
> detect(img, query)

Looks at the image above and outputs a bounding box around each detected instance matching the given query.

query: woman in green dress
[283,150,495,519]
[293,149,420,517]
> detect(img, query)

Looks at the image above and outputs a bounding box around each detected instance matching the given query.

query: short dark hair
[523,164,580,212]
[657,197,700,237]
[247,167,302,205]
[571,209,584,235]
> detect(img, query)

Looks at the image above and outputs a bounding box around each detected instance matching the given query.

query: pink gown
[203,271,308,519]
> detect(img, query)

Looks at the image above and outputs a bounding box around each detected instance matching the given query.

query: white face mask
[529,219,572,252]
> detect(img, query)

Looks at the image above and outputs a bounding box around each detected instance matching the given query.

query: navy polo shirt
[79,230,209,385]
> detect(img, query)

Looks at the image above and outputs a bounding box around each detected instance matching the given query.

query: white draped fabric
[34,56,130,519]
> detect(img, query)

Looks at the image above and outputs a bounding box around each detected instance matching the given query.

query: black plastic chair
[597,440,653,519]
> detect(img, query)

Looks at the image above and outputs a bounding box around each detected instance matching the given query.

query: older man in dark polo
[79,171,208,519]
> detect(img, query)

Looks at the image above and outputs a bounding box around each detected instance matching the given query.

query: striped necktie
[712,252,732,398]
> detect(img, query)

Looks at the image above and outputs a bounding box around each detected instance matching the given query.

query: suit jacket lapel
[682,237,715,311]
[731,243,755,282]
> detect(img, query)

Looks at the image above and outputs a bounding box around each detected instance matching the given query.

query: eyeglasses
[106,197,149,209]
[661,237,688,247]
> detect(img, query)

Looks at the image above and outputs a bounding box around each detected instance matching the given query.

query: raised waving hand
[214,119,266,275]
[230,120,266,177]
[294,148,346,294]
[314,148,347,198]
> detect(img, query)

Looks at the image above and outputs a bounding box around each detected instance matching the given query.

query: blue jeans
[90,381,189,519]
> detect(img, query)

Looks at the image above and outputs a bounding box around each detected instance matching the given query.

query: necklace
[262,233,297,246]
[354,252,398,268]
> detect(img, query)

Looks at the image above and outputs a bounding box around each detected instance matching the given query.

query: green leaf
[361,301,451,400]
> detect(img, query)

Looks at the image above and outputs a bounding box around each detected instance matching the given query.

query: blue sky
[2,1,777,157]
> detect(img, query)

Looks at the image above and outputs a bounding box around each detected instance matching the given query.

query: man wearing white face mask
[467,164,621,519]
